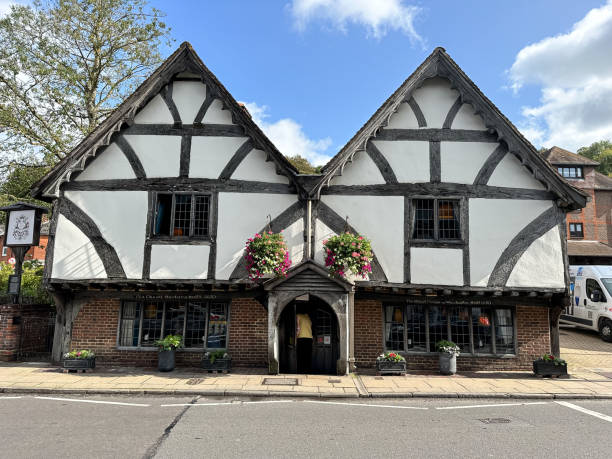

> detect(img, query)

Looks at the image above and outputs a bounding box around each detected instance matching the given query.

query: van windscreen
[601,278,612,297]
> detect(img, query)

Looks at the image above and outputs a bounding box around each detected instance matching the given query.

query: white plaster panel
[488,153,546,190]
[202,99,234,124]
[150,245,210,279]
[314,220,336,266]
[215,193,298,279]
[133,94,173,124]
[172,81,207,124]
[386,102,420,129]
[64,190,148,279]
[469,199,553,286]
[321,195,404,283]
[411,77,459,128]
[190,137,249,178]
[331,150,385,186]
[441,142,499,184]
[507,226,564,288]
[75,143,135,181]
[451,103,488,130]
[283,218,305,266]
[372,140,429,183]
[410,248,463,286]
[231,149,289,184]
[52,215,106,279]
[124,135,181,178]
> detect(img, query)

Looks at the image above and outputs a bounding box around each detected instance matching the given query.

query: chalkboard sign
[7,274,20,295]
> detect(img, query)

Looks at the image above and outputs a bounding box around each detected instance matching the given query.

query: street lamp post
[1,202,48,304]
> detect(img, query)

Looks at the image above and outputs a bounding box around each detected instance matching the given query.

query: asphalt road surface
[0,395,611,458]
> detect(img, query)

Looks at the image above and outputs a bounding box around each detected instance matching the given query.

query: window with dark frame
[384,304,516,355]
[153,193,211,239]
[118,300,228,349]
[412,199,461,241]
[569,222,584,239]
[557,166,583,179]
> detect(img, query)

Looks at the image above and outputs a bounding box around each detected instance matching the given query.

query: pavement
[1,326,611,400]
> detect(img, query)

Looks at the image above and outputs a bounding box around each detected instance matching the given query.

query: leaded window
[557,167,583,179]
[569,222,583,239]
[412,199,461,241]
[384,304,515,355]
[153,193,211,239]
[118,300,228,349]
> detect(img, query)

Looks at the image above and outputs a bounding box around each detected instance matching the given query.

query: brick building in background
[542,146,612,264]
[0,220,49,264]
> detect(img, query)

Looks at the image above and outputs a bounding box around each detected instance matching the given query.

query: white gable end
[150,245,210,280]
[190,137,249,178]
[133,94,173,124]
[124,135,181,177]
[202,99,234,124]
[488,153,546,190]
[231,149,289,184]
[331,150,385,185]
[411,77,458,128]
[172,81,207,124]
[314,220,336,267]
[451,103,488,130]
[386,102,420,129]
[75,143,135,181]
[441,142,499,184]
[373,140,429,183]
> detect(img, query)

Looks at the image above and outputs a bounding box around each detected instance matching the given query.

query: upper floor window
[412,199,461,240]
[569,222,583,239]
[1,247,8,257]
[153,193,211,239]
[558,167,583,179]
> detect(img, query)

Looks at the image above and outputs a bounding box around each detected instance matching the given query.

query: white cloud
[509,0,612,150]
[0,1,16,15]
[242,101,333,167]
[288,0,422,41]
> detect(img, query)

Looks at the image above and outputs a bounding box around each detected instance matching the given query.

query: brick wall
[70,296,268,367]
[0,235,48,263]
[0,303,54,361]
[353,300,551,371]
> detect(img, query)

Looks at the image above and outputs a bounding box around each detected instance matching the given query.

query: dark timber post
[550,297,567,358]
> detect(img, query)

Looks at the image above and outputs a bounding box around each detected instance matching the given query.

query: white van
[561,265,612,342]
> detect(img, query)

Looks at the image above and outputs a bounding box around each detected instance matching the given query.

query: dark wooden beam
[406,97,427,127]
[125,124,245,137]
[376,128,498,143]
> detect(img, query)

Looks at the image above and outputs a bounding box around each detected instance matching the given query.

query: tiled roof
[567,240,612,257]
[594,171,612,190]
[542,146,599,166]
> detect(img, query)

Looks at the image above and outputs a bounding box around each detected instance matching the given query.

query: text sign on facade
[5,209,36,246]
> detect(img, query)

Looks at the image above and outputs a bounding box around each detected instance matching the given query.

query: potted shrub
[201,350,231,373]
[376,351,406,375]
[63,349,96,370]
[155,335,182,372]
[323,232,373,281]
[533,354,568,377]
[244,231,291,281]
[436,340,460,375]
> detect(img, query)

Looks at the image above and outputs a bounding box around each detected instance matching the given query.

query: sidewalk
[2,362,612,399]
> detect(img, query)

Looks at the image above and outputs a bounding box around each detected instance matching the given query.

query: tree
[0,0,172,171]
[287,155,321,174]
[577,140,612,176]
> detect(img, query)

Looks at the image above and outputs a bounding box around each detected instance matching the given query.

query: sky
[2,0,611,166]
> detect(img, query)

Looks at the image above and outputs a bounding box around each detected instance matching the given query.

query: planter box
[439,353,457,375]
[201,357,231,372]
[533,360,568,378]
[63,358,95,370]
[376,360,406,375]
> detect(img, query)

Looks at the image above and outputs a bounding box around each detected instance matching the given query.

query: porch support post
[51,292,86,363]
[267,293,280,374]
[348,290,356,373]
[550,297,567,358]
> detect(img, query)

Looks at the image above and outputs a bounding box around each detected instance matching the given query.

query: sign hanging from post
[5,209,36,246]
[7,274,21,295]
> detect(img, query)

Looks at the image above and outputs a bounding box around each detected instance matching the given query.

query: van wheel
[600,319,612,342]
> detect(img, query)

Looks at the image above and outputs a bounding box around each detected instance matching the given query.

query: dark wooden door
[311,307,338,374]
[279,304,297,373]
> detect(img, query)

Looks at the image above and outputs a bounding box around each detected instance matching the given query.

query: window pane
[494,309,514,354]
[154,194,172,236]
[164,301,186,336]
[385,305,404,350]
[119,302,141,347]
[569,168,576,178]
[406,305,426,351]
[577,167,583,178]
[207,303,228,348]
[193,195,210,237]
[449,307,471,353]
[140,302,163,346]
[173,195,191,236]
[438,200,460,240]
[472,307,492,353]
[428,306,448,352]
[185,302,207,348]
[413,199,434,239]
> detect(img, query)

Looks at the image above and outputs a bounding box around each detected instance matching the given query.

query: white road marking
[555,401,612,423]
[436,402,549,410]
[161,400,295,407]
[34,396,150,407]
[304,400,428,410]
[0,396,22,399]
[243,400,295,405]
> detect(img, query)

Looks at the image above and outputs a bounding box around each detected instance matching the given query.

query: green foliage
[64,349,95,359]
[436,340,461,356]
[155,334,183,351]
[539,353,567,366]
[577,140,612,176]
[204,350,228,364]
[377,351,405,362]
[0,0,172,169]
[245,232,291,280]
[323,232,373,278]
[0,261,51,303]
[0,164,51,224]
[286,155,321,174]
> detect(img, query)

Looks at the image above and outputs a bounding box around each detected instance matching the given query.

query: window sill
[147,238,212,246]
[409,240,465,249]
[116,346,226,352]
[385,350,517,359]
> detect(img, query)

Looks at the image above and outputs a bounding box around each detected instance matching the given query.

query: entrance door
[311,307,339,374]
[279,303,297,373]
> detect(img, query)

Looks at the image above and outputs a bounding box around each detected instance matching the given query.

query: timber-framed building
[32,43,587,374]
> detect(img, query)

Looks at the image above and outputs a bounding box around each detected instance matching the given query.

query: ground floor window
[384,304,515,355]
[118,300,228,349]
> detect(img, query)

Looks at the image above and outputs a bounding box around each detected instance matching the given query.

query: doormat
[262,378,299,386]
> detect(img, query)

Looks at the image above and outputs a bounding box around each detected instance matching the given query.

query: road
[0,395,611,458]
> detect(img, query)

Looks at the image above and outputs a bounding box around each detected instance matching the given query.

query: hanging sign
[7,274,21,295]
[5,209,36,246]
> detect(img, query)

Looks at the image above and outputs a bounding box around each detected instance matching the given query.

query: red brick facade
[0,235,49,264]
[0,303,54,361]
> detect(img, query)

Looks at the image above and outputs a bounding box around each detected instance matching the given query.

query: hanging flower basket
[323,232,373,279]
[245,231,291,281]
